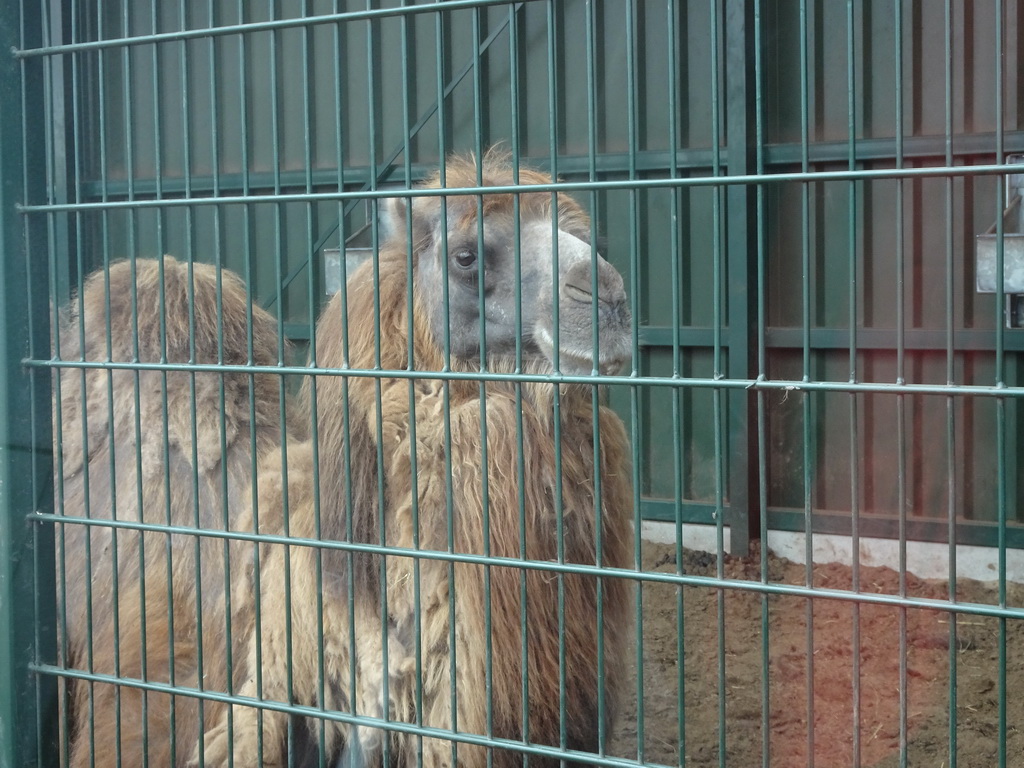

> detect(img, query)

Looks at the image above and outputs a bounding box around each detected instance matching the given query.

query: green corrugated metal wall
[61,0,1024,547]
[760,1,1024,544]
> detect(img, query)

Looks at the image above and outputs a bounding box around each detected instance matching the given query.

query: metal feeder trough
[975,155,1024,327]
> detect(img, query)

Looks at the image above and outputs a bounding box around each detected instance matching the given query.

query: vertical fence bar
[430,9,457,765]
[1,3,58,768]
[235,4,267,759]
[797,2,816,765]
[506,9,530,766]
[42,2,72,762]
[296,5,331,762]
[141,33,162,761]
[120,0,142,751]
[34,1,59,765]
[622,2,645,764]
[204,4,238,764]
[67,5,96,764]
[363,7,394,765]
[327,6,360,764]
[396,7,426,768]
[91,7,112,757]
[467,12,496,768]
[266,3,299,761]
[663,0,686,764]
[583,1,609,761]
[993,5,1009,768]
[751,6,771,766]
[545,0,568,753]
[941,6,960,764]
[707,2,728,764]
[843,5,862,767]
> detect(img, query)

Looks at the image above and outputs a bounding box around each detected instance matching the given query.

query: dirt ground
[607,541,1024,767]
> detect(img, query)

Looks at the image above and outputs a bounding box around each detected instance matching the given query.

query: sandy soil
[607,542,1024,767]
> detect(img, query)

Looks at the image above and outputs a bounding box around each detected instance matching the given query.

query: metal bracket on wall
[323,223,373,297]
[976,154,1024,328]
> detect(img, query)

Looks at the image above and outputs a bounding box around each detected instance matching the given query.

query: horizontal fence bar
[12,0,545,58]
[16,161,1024,214]
[77,150,725,201]
[43,512,649,583]
[73,130,1024,201]
[25,357,1024,397]
[31,511,1024,619]
[31,665,655,768]
[639,326,1024,353]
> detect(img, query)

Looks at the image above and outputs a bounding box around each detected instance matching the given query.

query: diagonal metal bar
[263,2,525,311]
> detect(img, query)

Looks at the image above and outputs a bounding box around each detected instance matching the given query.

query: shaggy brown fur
[57,256,300,767]
[199,154,635,768]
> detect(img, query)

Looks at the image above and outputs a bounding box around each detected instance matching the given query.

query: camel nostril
[564,283,594,305]
[563,257,626,309]
[565,269,620,308]
[565,280,624,310]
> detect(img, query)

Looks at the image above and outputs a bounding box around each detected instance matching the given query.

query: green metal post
[725,1,760,555]
[0,1,58,767]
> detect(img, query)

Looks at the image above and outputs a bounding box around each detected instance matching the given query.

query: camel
[60,152,635,768]
[56,256,301,766]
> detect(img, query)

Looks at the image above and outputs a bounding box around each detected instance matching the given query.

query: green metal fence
[3,1,1024,766]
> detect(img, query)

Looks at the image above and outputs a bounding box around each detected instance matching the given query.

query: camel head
[383,154,632,376]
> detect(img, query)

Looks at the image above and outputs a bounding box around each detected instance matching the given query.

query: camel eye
[454,249,477,269]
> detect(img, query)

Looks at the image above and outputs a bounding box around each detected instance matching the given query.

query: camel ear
[378,196,440,252]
